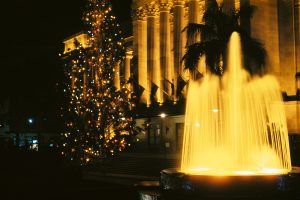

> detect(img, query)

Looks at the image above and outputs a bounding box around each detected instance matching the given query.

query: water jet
[160,32,300,199]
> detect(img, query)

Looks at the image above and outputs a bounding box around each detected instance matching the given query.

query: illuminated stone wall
[131,0,208,105]
[63,32,90,54]
[285,101,300,133]
[278,0,296,96]
[62,0,299,133]
[129,0,246,105]
[130,0,299,133]
[277,0,300,133]
[249,0,281,75]
[131,0,300,132]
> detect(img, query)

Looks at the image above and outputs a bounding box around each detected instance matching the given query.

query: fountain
[160,32,300,199]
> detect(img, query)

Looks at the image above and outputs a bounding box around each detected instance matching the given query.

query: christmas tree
[61,0,138,164]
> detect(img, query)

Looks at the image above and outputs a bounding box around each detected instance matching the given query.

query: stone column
[295,0,300,134]
[83,70,87,100]
[198,1,207,75]
[235,0,240,11]
[124,51,132,83]
[188,0,200,44]
[222,0,235,14]
[215,0,236,13]
[188,0,200,25]
[147,3,162,104]
[180,3,189,98]
[278,0,297,95]
[250,0,280,75]
[239,0,250,33]
[114,61,121,90]
[199,1,205,22]
[188,0,207,78]
[173,0,185,101]
[71,70,75,89]
[183,0,205,78]
[124,51,132,97]
[132,7,149,105]
[295,0,300,75]
[160,1,173,101]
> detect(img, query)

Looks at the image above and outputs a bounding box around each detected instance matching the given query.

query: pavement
[1,150,299,200]
[0,150,142,200]
[83,152,180,179]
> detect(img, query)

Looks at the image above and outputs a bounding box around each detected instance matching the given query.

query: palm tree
[182,0,266,78]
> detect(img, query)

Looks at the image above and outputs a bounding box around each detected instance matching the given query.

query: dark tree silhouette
[182,0,266,78]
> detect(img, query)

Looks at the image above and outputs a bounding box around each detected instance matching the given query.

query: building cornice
[146,3,160,17]
[173,0,185,6]
[159,2,172,12]
[132,7,147,20]
[132,0,155,10]
[296,0,300,7]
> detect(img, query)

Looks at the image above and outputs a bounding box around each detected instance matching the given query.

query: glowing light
[181,32,291,176]
[261,168,286,174]
[212,108,219,113]
[235,171,256,175]
[190,167,209,172]
[160,113,166,118]
[28,118,33,124]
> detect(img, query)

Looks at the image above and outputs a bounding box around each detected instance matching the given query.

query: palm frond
[182,23,217,42]
[205,39,225,75]
[204,9,233,41]
[182,43,203,71]
[238,5,256,20]
[240,30,266,75]
[182,0,265,76]
[182,42,206,73]
[182,39,224,75]
[205,0,219,13]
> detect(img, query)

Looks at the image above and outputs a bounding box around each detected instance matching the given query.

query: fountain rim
[161,168,299,177]
[160,167,300,199]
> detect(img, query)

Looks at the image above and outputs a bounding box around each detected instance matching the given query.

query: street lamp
[28,118,34,125]
[160,113,170,156]
[160,113,166,118]
[212,108,219,113]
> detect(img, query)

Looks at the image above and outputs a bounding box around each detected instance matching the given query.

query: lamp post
[160,113,169,156]
[145,118,152,152]
[28,118,34,125]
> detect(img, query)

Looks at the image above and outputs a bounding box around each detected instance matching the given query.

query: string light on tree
[61,0,139,164]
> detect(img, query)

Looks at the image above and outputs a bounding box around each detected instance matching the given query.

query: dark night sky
[0,0,132,130]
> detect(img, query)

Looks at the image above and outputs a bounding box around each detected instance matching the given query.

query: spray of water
[181,32,291,176]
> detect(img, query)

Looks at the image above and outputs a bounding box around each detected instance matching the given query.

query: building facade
[63,0,300,153]
[130,0,300,102]
[0,97,58,151]
[128,0,300,152]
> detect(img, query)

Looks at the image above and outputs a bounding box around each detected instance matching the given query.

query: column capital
[199,0,205,12]
[235,0,240,11]
[173,0,185,7]
[147,3,160,17]
[125,51,133,59]
[296,0,300,7]
[159,2,172,12]
[132,7,147,21]
[184,6,189,18]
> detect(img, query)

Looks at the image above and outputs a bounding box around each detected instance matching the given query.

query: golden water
[181,32,292,176]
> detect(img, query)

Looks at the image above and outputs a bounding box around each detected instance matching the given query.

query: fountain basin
[160,168,300,200]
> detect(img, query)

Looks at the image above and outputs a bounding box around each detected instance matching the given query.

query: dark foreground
[0,150,138,200]
[1,149,300,200]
